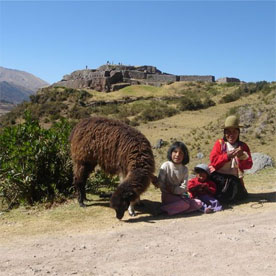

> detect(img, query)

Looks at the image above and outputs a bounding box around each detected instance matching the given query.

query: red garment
[188,177,216,199]
[209,139,253,172]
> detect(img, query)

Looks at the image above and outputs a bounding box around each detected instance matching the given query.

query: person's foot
[204,207,213,214]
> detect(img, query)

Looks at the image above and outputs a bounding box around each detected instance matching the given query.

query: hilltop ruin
[52,64,239,92]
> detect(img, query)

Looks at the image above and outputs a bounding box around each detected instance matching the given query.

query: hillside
[1,80,275,164]
[0,66,49,105]
[0,81,33,103]
[0,80,275,276]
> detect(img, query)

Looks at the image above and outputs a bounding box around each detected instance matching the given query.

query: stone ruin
[217,77,240,83]
[52,64,239,92]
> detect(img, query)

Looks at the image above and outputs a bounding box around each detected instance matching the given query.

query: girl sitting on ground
[188,164,222,213]
[158,141,203,215]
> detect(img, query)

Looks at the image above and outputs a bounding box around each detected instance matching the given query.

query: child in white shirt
[158,141,203,215]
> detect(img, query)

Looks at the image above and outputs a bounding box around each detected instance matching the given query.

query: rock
[196,152,204,159]
[154,139,164,149]
[245,153,274,174]
[111,83,130,91]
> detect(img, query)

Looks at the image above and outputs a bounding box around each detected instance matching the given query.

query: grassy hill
[1,80,275,169]
[0,80,275,239]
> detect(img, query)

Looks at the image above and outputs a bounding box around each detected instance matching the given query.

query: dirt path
[1,198,276,276]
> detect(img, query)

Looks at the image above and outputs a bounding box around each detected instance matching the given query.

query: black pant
[210,172,248,203]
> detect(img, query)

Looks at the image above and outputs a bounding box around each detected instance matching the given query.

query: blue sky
[0,1,275,84]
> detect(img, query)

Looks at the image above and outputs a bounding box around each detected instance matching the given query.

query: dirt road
[1,197,275,276]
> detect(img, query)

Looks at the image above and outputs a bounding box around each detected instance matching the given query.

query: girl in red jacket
[188,164,222,213]
[209,115,253,203]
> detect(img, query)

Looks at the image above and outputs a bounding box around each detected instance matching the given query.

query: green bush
[137,101,178,122]
[86,170,119,195]
[177,96,214,111]
[0,112,73,208]
[219,82,272,104]
[219,91,240,103]
[69,105,91,119]
[91,104,119,116]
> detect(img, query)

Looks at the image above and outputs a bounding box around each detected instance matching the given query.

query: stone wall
[216,77,240,83]
[179,75,215,82]
[52,64,241,92]
[127,71,146,79]
[147,74,177,82]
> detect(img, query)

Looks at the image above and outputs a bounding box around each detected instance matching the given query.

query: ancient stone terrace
[52,64,238,92]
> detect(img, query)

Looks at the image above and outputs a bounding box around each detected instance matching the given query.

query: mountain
[0,66,49,104]
[0,81,34,104]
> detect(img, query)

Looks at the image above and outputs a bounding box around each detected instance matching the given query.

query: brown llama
[69,116,157,219]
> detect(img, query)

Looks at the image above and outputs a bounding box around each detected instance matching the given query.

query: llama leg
[128,203,136,216]
[73,162,94,207]
[128,196,141,216]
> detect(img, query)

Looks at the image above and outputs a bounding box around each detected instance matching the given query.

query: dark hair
[223,128,240,142]
[194,168,209,176]
[167,141,189,165]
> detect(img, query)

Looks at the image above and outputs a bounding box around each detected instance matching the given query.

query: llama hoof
[79,202,87,208]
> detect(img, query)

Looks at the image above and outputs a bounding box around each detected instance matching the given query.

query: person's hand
[227,149,236,159]
[228,147,243,159]
[189,186,201,193]
[201,185,209,192]
[236,147,244,158]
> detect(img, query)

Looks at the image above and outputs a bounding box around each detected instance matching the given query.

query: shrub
[86,170,119,195]
[177,95,215,111]
[219,92,240,103]
[0,112,74,208]
[220,82,240,87]
[202,97,216,108]
[206,87,220,96]
[91,104,119,116]
[137,101,178,122]
[220,82,272,104]
[69,105,91,119]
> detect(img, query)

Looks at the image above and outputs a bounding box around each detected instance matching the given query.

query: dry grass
[0,167,275,243]
[85,85,166,101]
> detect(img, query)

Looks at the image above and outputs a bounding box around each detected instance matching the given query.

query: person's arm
[158,164,186,195]
[237,143,253,170]
[205,180,216,195]
[158,166,185,195]
[173,178,188,195]
[176,166,189,195]
[209,140,229,170]
[188,178,200,198]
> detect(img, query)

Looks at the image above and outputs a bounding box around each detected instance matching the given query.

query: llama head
[110,186,137,219]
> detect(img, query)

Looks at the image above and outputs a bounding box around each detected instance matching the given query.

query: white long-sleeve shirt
[158,161,188,195]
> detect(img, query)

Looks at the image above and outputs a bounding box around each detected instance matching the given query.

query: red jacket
[188,177,216,199]
[209,139,253,172]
